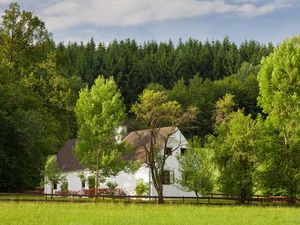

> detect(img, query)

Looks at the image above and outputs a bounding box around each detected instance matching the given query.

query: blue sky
[0,0,299,44]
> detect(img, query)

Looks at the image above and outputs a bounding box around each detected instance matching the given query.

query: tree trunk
[151,167,164,204]
[157,188,164,204]
[240,189,249,204]
[94,168,100,202]
[51,181,54,199]
[288,190,296,205]
[51,185,53,199]
[195,192,199,204]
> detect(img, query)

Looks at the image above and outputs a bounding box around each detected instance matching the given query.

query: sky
[0,0,299,45]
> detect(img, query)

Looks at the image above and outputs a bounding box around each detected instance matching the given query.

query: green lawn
[0,202,299,225]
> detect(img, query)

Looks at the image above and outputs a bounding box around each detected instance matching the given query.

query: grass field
[0,202,299,225]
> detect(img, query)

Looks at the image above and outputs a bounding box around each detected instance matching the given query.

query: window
[53,181,57,190]
[180,148,187,155]
[162,170,174,185]
[81,180,86,188]
[165,147,172,156]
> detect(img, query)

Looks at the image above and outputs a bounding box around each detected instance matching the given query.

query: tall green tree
[0,2,52,75]
[75,76,128,197]
[210,95,261,202]
[0,59,58,191]
[0,3,60,191]
[257,36,300,202]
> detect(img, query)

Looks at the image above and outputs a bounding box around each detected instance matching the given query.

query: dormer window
[165,147,172,156]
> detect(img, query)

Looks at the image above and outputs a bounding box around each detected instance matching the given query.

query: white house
[44,127,195,197]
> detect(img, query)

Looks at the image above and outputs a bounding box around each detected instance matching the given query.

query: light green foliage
[178,137,214,197]
[75,76,128,190]
[135,180,148,196]
[257,36,300,200]
[132,89,197,128]
[1,203,299,225]
[44,156,61,183]
[210,95,261,201]
[214,94,236,126]
[43,156,61,194]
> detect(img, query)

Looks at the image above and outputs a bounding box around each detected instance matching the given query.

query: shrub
[60,177,68,192]
[135,180,148,196]
[106,181,118,195]
[82,188,126,197]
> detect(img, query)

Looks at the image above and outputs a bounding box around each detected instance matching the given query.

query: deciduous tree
[131,89,197,203]
[257,36,300,202]
[209,95,261,203]
[75,76,128,199]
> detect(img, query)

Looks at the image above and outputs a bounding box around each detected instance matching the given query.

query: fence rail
[0,192,299,205]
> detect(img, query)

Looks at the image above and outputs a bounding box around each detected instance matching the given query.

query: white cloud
[0,0,12,5]
[36,0,294,31]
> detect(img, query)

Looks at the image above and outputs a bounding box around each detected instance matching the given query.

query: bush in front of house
[82,188,126,197]
[135,180,148,196]
[106,181,118,195]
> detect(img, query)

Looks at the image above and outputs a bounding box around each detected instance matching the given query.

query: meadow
[0,202,299,225]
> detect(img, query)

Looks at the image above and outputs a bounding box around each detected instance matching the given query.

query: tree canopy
[75,76,128,193]
[257,36,300,201]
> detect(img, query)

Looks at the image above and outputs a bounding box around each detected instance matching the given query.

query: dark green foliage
[54,38,273,109]
[0,3,80,191]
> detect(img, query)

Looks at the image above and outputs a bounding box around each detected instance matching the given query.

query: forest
[0,3,299,202]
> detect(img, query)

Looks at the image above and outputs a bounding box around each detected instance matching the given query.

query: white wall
[149,129,196,197]
[44,166,150,195]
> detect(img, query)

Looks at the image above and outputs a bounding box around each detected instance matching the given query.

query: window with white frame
[162,170,175,185]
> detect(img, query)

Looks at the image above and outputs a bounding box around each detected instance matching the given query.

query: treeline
[55,37,273,108]
[0,3,272,191]
[181,36,300,203]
